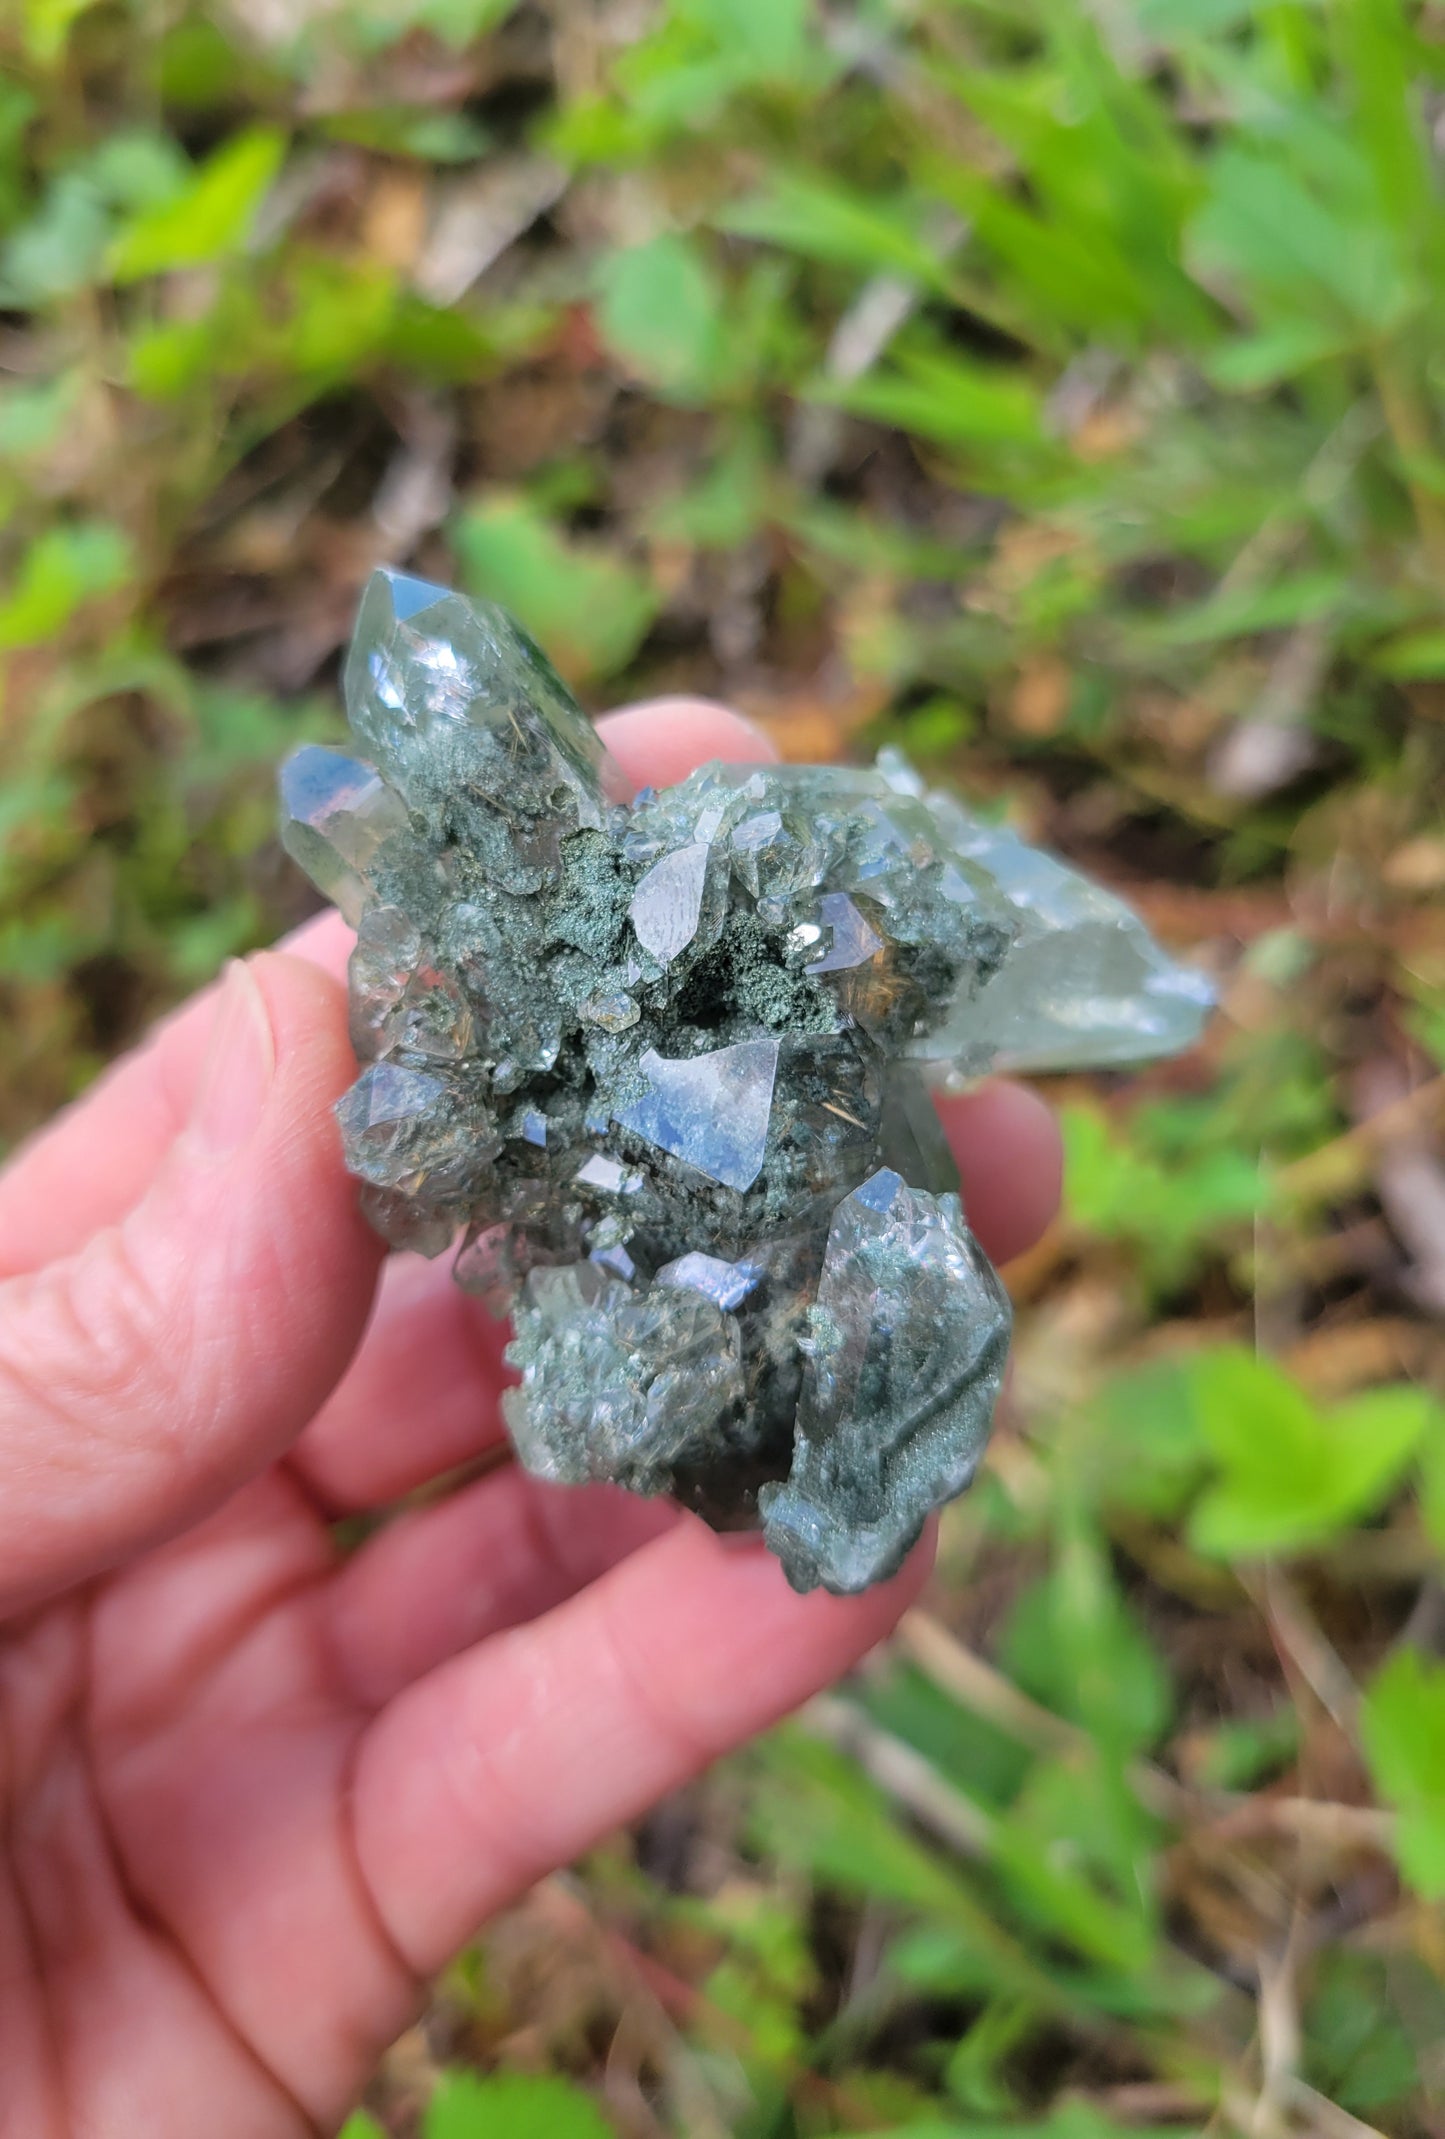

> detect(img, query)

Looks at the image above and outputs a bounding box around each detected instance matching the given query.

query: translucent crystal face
[279,570,1212,1594]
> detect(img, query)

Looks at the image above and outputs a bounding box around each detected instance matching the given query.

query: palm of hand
[0,706,1061,2138]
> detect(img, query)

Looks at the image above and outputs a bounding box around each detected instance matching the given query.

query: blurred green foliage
[5,0,1445,2132]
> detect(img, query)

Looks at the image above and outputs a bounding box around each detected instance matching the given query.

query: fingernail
[189,959,275,1155]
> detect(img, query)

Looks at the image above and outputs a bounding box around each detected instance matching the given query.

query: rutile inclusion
[280,569,1211,1594]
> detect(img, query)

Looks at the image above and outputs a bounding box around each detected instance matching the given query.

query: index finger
[0,697,772,1277]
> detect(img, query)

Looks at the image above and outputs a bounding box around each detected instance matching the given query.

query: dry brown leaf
[1007,654,1072,737]
[363,169,429,273]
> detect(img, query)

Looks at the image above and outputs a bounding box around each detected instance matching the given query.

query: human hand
[0,701,1061,2137]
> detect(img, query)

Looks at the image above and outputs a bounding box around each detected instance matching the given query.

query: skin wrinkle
[0,1655,68,2139]
[0,967,382,1622]
[276,1611,425,2114]
[367,1552,663,1968]
[0,1032,180,1285]
[331,1725,428,2053]
[11,1210,187,1428]
[323,1484,524,1715]
[0,1223,204,1594]
[78,1599,324,2139]
[515,1464,602,1607]
[89,1569,400,2133]
[292,1270,512,1517]
[437,1632,584,1908]
[95,1554,331,1753]
[1,1867,67,2137]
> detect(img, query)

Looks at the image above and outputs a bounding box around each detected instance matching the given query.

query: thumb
[0,952,382,1616]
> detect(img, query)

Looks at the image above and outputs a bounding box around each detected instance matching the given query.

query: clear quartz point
[279,572,1212,1592]
[628,840,720,967]
[278,745,410,927]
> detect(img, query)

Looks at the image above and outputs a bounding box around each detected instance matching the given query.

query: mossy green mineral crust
[281,569,1211,1593]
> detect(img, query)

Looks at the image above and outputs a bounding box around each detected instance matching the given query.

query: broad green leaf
[88,130,189,210]
[1191,1707,1300,1792]
[337,2114,387,2139]
[331,0,517,52]
[0,523,133,651]
[1,128,190,304]
[454,495,657,680]
[748,1730,1056,2006]
[0,370,83,458]
[1305,1947,1444,2116]
[1066,1358,1208,1519]
[860,1662,1030,1811]
[599,0,831,138]
[1418,1411,1445,1557]
[1374,627,1445,680]
[853,2106,1182,2139]
[1362,1648,1445,1899]
[322,107,491,162]
[0,771,77,905]
[1137,0,1255,31]
[23,0,102,65]
[720,172,954,290]
[126,314,218,401]
[647,429,769,547]
[273,255,397,378]
[1190,141,1417,335]
[1061,1101,1262,1291]
[0,904,99,985]
[1003,1527,1171,1756]
[108,127,285,282]
[0,174,110,304]
[820,344,1043,453]
[424,2070,616,2139]
[1205,317,1356,391]
[594,235,725,401]
[1189,1353,1436,1559]
[159,17,264,109]
[412,0,518,44]
[383,294,497,383]
[1142,570,1347,648]
[683,0,814,80]
[1330,0,1432,235]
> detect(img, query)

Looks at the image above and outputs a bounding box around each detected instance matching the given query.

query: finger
[0,911,357,1280]
[278,906,353,984]
[325,1474,679,1707]
[293,1251,513,1512]
[0,991,216,1280]
[353,1518,933,1972]
[0,953,383,1615]
[941,1080,1062,1266]
[0,706,771,1281]
[597,696,776,786]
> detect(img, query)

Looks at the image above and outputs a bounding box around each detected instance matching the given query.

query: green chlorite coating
[279,569,1212,1594]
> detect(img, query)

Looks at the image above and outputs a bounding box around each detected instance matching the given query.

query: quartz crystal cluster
[280,570,1212,1593]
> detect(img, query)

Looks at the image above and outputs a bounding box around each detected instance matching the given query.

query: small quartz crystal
[280,571,1212,1593]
